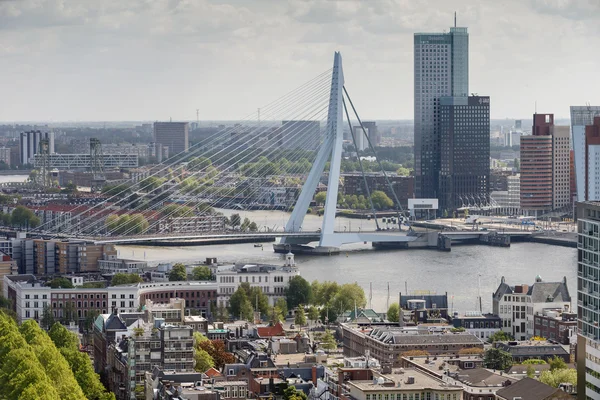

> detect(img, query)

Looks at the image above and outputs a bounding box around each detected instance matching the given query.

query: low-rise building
[342,324,485,367]
[215,253,299,308]
[495,377,573,400]
[533,308,576,344]
[451,312,502,341]
[98,258,147,274]
[493,340,570,363]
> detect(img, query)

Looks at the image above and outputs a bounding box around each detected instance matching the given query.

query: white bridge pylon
[280,52,416,250]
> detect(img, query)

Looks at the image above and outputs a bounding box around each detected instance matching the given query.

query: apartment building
[492,275,571,340]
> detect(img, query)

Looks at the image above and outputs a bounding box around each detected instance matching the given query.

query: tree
[370,190,394,210]
[387,303,400,322]
[549,356,567,371]
[312,281,340,306]
[483,348,513,370]
[230,213,241,227]
[294,306,307,327]
[526,365,535,378]
[249,221,258,231]
[315,191,327,206]
[10,205,40,228]
[539,368,576,388]
[48,323,79,350]
[48,277,74,289]
[111,273,143,286]
[320,329,337,350]
[307,306,319,324]
[40,304,55,330]
[194,347,215,372]
[488,330,512,343]
[139,176,165,192]
[274,297,288,321]
[283,385,308,400]
[192,266,212,281]
[332,283,367,313]
[396,166,410,176]
[229,287,254,320]
[286,276,312,309]
[241,217,251,231]
[197,339,235,370]
[248,286,269,316]
[514,158,520,171]
[169,263,187,281]
[522,359,547,365]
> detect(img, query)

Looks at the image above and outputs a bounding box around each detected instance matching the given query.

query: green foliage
[294,306,307,327]
[169,263,188,281]
[274,297,288,321]
[286,276,312,309]
[48,277,74,289]
[19,320,86,399]
[450,327,466,333]
[105,213,149,234]
[549,356,567,371]
[526,365,535,378]
[101,183,131,198]
[192,266,212,281]
[488,330,512,343]
[320,329,337,350]
[194,346,215,372]
[283,385,308,400]
[161,204,195,218]
[139,176,166,192]
[230,213,241,227]
[396,166,410,176]
[241,217,251,231]
[483,348,513,370]
[0,347,60,400]
[387,303,400,323]
[249,221,258,231]
[10,205,40,228]
[540,368,577,388]
[110,273,143,286]
[315,191,327,206]
[48,323,79,350]
[197,339,235,370]
[188,156,213,171]
[307,306,319,323]
[370,190,394,210]
[229,287,254,321]
[522,359,547,365]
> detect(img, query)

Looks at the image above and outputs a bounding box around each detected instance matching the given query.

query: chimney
[312,365,318,385]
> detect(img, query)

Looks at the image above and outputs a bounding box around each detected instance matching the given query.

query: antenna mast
[454,11,457,27]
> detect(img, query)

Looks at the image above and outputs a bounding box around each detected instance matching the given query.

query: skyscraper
[414,25,468,199]
[438,96,490,211]
[19,130,54,165]
[571,105,600,201]
[576,201,600,398]
[153,122,189,155]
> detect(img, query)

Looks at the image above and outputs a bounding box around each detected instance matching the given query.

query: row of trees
[0,205,41,229]
[167,264,213,282]
[105,213,149,234]
[314,190,394,211]
[0,312,114,399]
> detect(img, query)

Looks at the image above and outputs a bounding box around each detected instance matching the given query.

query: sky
[1,0,600,122]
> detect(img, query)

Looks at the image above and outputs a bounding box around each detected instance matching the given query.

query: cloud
[528,0,600,20]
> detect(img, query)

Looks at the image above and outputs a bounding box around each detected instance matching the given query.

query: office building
[577,116,600,201]
[520,113,570,215]
[490,174,521,215]
[280,120,321,150]
[352,121,379,151]
[576,201,600,398]
[438,96,490,211]
[571,106,600,201]
[493,275,571,340]
[0,147,11,166]
[153,122,189,155]
[414,24,468,199]
[20,130,54,165]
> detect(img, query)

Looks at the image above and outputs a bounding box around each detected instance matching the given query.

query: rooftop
[348,369,461,392]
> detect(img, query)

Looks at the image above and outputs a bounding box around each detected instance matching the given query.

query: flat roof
[348,369,461,392]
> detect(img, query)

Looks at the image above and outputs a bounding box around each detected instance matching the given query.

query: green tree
[229,287,254,320]
[307,306,319,324]
[387,303,400,323]
[192,266,212,281]
[169,263,188,281]
[370,190,394,210]
[522,359,547,365]
[526,365,535,378]
[286,276,313,309]
[48,277,74,289]
[197,339,235,370]
[194,346,215,372]
[249,221,258,231]
[48,323,79,350]
[0,347,60,400]
[549,356,567,371]
[483,348,513,370]
[241,217,251,231]
[488,330,512,343]
[539,368,576,388]
[139,176,165,192]
[40,304,55,330]
[315,191,327,206]
[274,297,288,321]
[396,166,410,176]
[188,156,212,171]
[514,158,520,171]
[320,329,337,350]
[161,204,195,218]
[294,306,307,327]
[248,286,269,315]
[111,273,143,286]
[283,385,308,400]
[332,283,367,313]
[129,213,149,234]
[311,281,340,306]
[230,213,241,227]
[10,205,40,228]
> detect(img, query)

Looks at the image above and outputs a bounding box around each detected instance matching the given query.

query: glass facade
[414,27,469,199]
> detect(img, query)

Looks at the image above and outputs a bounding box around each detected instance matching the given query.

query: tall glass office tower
[414,26,469,199]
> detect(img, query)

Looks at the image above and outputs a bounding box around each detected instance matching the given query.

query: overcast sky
[1,0,599,122]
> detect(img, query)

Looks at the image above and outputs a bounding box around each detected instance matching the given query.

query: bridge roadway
[90,229,534,246]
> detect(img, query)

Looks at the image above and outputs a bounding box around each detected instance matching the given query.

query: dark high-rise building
[153,122,189,155]
[414,25,469,199]
[438,96,490,211]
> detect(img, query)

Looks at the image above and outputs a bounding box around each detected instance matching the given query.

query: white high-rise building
[19,130,54,165]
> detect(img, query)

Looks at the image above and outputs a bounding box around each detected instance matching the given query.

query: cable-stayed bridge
[32,52,420,254]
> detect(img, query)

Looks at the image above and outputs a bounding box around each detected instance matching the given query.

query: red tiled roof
[257,322,285,338]
[204,367,222,377]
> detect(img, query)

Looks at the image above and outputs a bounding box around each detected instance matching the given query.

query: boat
[254,244,263,248]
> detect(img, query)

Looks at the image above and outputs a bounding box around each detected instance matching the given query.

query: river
[0,175,28,183]
[115,209,577,315]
